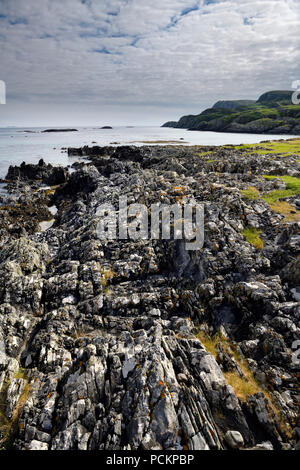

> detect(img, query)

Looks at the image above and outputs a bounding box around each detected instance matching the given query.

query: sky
[0,0,299,126]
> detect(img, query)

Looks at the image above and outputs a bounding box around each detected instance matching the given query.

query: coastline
[0,142,299,450]
[0,126,298,180]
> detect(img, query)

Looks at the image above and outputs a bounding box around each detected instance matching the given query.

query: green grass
[238,175,300,222]
[226,138,300,156]
[242,226,264,249]
[261,175,300,221]
[195,329,293,439]
[262,189,297,204]
[0,371,30,449]
[194,151,212,157]
[235,108,280,124]
[263,175,300,193]
[262,176,300,218]
[240,186,260,200]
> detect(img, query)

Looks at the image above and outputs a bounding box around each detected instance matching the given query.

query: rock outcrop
[162,90,300,135]
[0,145,299,450]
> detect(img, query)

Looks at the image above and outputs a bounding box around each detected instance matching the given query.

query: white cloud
[0,0,299,125]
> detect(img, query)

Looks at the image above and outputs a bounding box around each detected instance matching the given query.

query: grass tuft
[231,138,300,156]
[0,372,31,449]
[240,186,260,200]
[100,268,116,288]
[196,329,293,438]
[242,226,264,249]
[224,372,260,400]
[196,330,260,401]
[262,175,300,221]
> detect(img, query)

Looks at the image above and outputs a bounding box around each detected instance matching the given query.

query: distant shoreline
[163,90,300,136]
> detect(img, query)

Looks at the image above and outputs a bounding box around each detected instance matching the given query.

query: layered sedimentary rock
[0,145,299,450]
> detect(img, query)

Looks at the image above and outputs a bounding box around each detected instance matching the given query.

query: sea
[0,126,296,179]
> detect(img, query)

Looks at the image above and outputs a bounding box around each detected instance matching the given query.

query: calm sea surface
[0,126,296,178]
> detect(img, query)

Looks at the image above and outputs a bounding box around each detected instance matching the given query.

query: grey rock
[225,430,244,449]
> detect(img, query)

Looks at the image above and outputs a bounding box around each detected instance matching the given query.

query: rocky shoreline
[163,90,300,135]
[0,144,299,450]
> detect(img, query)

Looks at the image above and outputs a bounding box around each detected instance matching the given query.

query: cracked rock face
[0,145,299,450]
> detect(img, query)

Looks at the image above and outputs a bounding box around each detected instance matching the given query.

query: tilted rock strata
[0,145,299,450]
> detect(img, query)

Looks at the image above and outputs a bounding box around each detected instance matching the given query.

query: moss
[232,138,300,156]
[263,175,300,196]
[196,327,294,439]
[13,368,27,380]
[223,371,260,400]
[268,201,300,222]
[196,330,261,401]
[240,186,260,200]
[242,226,264,249]
[100,268,116,287]
[261,175,300,221]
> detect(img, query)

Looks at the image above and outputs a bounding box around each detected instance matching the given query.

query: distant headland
[162,90,300,135]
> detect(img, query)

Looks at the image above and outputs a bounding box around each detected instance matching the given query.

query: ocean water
[0,126,296,178]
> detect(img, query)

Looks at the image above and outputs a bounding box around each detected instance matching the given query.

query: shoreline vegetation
[162,90,300,136]
[0,138,299,450]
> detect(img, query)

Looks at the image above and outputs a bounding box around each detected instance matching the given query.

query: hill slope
[162,91,300,135]
[0,145,299,450]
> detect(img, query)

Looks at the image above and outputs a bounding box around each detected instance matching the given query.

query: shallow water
[0,126,296,178]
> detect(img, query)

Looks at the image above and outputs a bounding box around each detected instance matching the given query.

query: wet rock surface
[0,145,299,450]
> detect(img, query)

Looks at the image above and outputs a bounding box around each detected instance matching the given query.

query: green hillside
[162,90,300,135]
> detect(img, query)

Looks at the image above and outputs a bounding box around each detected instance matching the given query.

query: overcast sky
[0,0,299,126]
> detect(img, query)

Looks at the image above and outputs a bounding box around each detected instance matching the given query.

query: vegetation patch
[230,138,300,156]
[196,330,261,401]
[163,89,300,136]
[0,371,31,449]
[196,330,293,437]
[240,186,260,200]
[194,151,212,157]
[267,201,299,222]
[100,268,116,287]
[263,175,300,195]
[238,176,300,222]
[223,371,260,400]
[242,226,264,249]
[262,175,300,221]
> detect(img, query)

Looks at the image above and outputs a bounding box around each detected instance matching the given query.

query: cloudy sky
[0,0,299,126]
